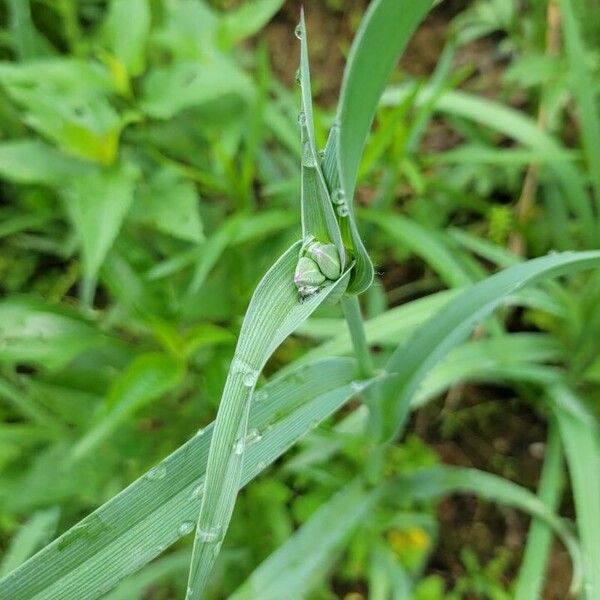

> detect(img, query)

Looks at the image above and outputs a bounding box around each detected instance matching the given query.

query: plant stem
[341,295,373,378]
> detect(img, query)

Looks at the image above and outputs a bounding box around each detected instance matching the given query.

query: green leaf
[376,251,600,441]
[0,357,362,599]
[336,0,434,203]
[70,353,185,461]
[328,0,434,294]
[102,0,150,77]
[0,508,60,578]
[514,423,564,600]
[130,168,203,243]
[0,139,90,186]
[556,0,600,205]
[0,297,113,370]
[141,59,254,120]
[0,60,123,164]
[552,386,600,599]
[219,0,285,46]
[64,162,138,284]
[186,243,352,598]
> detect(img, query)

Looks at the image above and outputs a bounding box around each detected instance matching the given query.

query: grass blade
[514,422,564,600]
[0,357,365,599]
[551,385,600,599]
[376,250,600,441]
[186,242,351,598]
[230,480,377,600]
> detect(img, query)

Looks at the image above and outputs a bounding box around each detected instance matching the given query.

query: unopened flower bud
[306,242,341,280]
[294,256,326,287]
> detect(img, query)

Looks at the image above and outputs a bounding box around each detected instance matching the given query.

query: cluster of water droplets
[232,357,259,388]
[195,524,223,543]
[331,188,349,217]
[253,389,268,403]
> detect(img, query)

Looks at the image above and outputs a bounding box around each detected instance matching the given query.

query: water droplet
[196,525,222,543]
[246,428,263,446]
[178,521,195,536]
[302,142,315,167]
[317,149,325,160]
[146,464,166,481]
[190,483,204,500]
[195,427,206,437]
[232,357,258,387]
[332,188,346,205]
[186,587,195,598]
[253,389,268,403]
[294,68,301,86]
[234,437,245,455]
[310,419,319,430]
[257,460,267,471]
[297,111,306,126]
[294,23,302,39]
[336,204,349,217]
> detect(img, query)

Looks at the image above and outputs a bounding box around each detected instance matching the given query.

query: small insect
[297,284,322,302]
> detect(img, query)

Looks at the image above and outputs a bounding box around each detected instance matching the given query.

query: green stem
[341,295,373,378]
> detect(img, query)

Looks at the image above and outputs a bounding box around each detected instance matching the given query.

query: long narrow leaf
[376,251,600,441]
[0,357,366,599]
[552,386,600,599]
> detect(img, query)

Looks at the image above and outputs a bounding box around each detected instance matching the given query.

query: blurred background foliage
[0,0,599,598]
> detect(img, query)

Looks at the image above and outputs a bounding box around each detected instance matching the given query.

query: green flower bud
[294,256,326,287]
[306,242,341,280]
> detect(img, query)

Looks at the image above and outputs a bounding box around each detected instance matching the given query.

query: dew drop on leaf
[145,464,166,481]
[178,520,195,536]
[297,111,306,126]
[253,389,268,403]
[336,204,349,218]
[246,428,263,446]
[233,437,245,455]
[196,525,222,543]
[294,23,302,39]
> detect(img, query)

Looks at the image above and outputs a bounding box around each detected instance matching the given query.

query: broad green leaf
[0,357,362,599]
[0,59,123,164]
[0,508,60,578]
[219,0,285,46]
[130,168,203,243]
[230,480,378,600]
[0,297,113,370]
[64,162,138,284]
[70,353,185,461]
[141,59,253,119]
[0,139,90,186]
[514,423,564,600]
[186,243,351,598]
[376,251,600,441]
[552,386,600,599]
[102,0,150,77]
